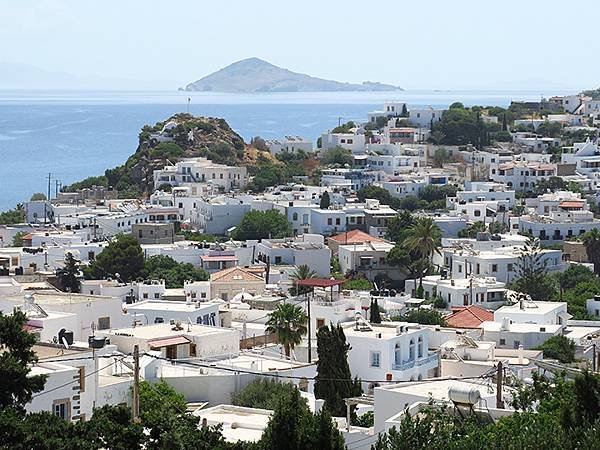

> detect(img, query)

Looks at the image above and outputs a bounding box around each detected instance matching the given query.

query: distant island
[182,57,403,93]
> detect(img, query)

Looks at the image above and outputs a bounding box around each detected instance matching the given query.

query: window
[491,264,498,272]
[335,218,341,225]
[370,351,381,368]
[394,343,401,366]
[316,318,325,329]
[88,251,95,261]
[409,339,415,360]
[143,292,148,299]
[327,218,333,225]
[499,339,506,345]
[154,317,164,324]
[513,340,521,349]
[154,293,160,299]
[201,292,207,299]
[418,336,423,358]
[53,399,71,420]
[507,263,513,272]
[189,343,197,357]
[292,212,298,221]
[78,367,85,393]
[474,210,481,217]
[275,256,282,264]
[166,345,177,360]
[97,317,110,330]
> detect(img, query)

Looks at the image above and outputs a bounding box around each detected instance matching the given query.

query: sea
[0,89,545,211]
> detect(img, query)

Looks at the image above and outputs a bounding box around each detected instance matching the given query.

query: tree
[343,278,373,290]
[432,148,452,167]
[370,299,382,323]
[144,255,209,288]
[457,221,486,238]
[510,237,556,301]
[401,104,408,118]
[232,378,298,410]
[403,217,442,285]
[85,234,144,282]
[314,324,362,417]
[260,387,345,450]
[291,264,317,295]
[232,209,292,241]
[29,193,47,201]
[386,211,415,243]
[148,142,184,159]
[392,309,446,326]
[56,252,81,293]
[537,121,563,138]
[537,335,576,363]
[0,205,26,225]
[319,191,331,209]
[582,228,600,275]
[321,146,352,166]
[0,310,47,410]
[11,231,25,247]
[266,303,308,357]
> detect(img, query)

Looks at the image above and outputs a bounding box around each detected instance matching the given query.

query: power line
[31,354,129,399]
[148,354,495,385]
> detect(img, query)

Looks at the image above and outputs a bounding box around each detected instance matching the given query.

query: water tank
[58,328,74,346]
[448,385,481,405]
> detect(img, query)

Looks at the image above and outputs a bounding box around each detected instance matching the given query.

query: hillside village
[3,90,600,447]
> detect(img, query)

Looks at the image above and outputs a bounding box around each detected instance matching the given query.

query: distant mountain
[0,61,175,90]
[183,58,403,93]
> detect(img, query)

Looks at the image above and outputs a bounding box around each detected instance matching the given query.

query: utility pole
[44,172,52,224]
[93,218,97,240]
[496,361,504,409]
[54,179,61,200]
[306,287,312,364]
[132,345,140,423]
[593,343,597,372]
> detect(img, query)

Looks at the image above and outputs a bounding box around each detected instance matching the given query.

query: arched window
[418,336,423,358]
[292,212,298,221]
[409,339,415,360]
[394,342,401,365]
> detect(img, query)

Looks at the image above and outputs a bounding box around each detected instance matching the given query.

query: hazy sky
[2,0,599,90]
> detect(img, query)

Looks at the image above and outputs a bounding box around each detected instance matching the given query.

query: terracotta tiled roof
[210,266,264,283]
[445,306,494,329]
[329,230,386,244]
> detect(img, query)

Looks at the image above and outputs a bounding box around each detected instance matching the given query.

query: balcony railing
[392,353,438,371]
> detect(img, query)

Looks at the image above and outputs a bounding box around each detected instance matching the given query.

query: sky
[1,0,599,91]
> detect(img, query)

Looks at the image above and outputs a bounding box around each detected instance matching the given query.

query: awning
[149,336,190,348]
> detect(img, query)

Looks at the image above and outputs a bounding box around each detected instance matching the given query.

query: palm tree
[404,217,442,261]
[403,217,442,287]
[291,264,317,295]
[266,303,308,357]
[582,228,600,275]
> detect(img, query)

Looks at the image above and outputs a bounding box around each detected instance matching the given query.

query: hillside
[183,58,403,93]
[64,114,275,197]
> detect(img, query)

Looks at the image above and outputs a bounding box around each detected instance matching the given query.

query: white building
[266,136,313,155]
[490,160,557,192]
[153,157,248,191]
[343,322,438,391]
[493,300,570,325]
[125,299,220,326]
[255,234,331,278]
[320,132,366,154]
[408,107,445,128]
[338,241,397,281]
[405,275,508,309]
[480,320,562,349]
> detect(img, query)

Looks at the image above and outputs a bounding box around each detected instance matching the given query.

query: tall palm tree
[266,303,308,357]
[291,264,317,295]
[582,228,600,275]
[404,217,442,261]
[403,217,442,287]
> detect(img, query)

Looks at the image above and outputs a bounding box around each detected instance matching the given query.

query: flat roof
[126,300,218,313]
[296,278,344,288]
[101,323,234,340]
[494,301,566,315]
[381,379,497,400]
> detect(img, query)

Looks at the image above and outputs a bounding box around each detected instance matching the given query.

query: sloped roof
[211,266,264,283]
[445,306,493,329]
[329,230,386,244]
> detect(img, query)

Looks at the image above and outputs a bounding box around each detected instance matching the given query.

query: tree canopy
[85,234,145,282]
[232,209,292,241]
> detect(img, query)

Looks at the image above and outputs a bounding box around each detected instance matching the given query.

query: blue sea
[0,89,545,211]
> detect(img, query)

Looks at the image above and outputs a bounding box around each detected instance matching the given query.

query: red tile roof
[445,306,494,329]
[329,230,386,244]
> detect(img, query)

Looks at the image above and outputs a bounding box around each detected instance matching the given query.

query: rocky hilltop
[64,114,273,197]
[183,57,402,93]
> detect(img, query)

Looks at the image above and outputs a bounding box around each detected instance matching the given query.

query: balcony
[392,353,438,371]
